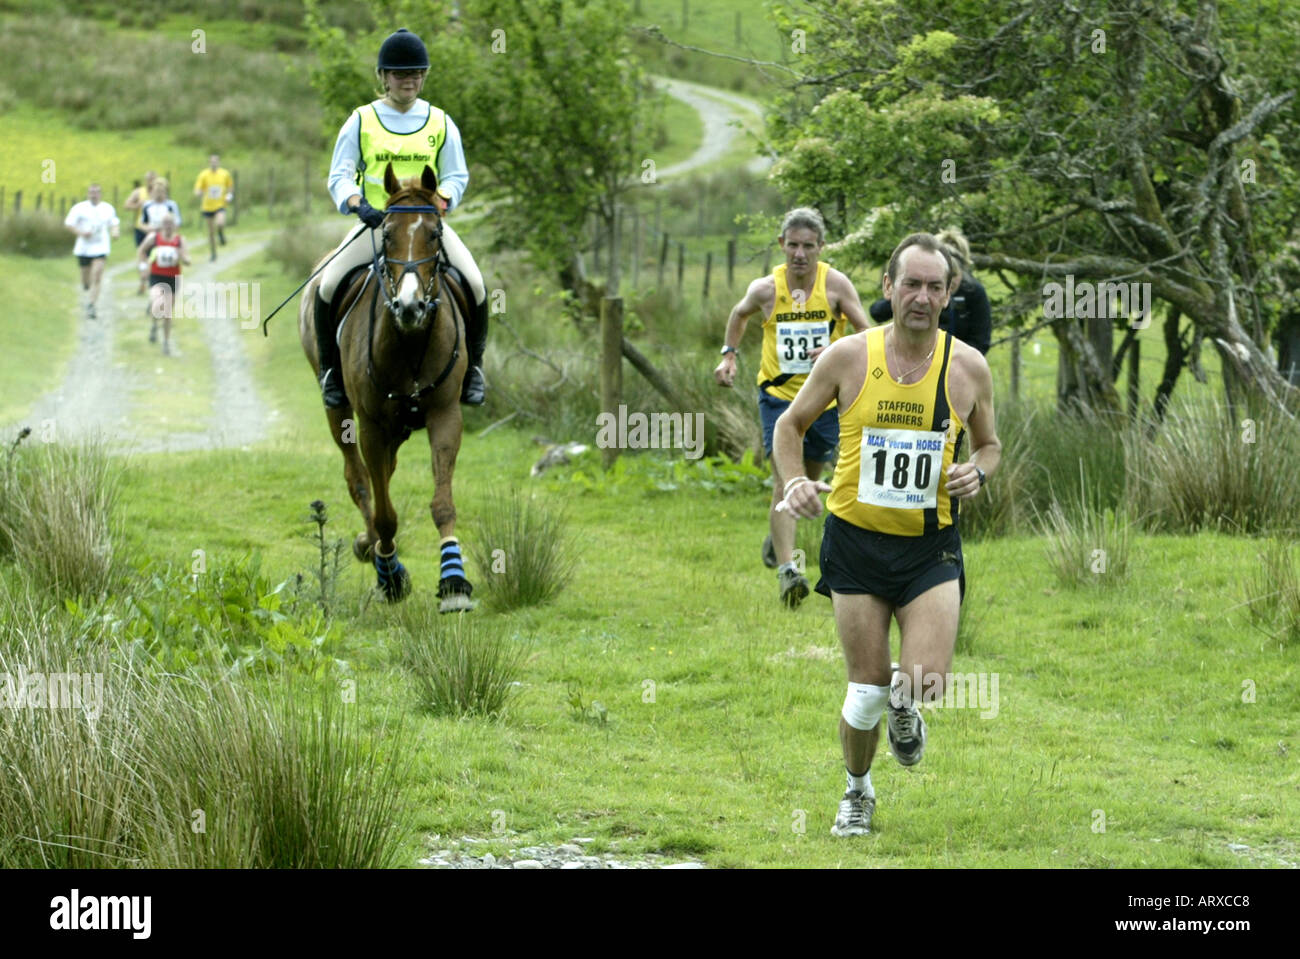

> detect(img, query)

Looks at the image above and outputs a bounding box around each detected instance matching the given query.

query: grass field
[0,0,1292,872]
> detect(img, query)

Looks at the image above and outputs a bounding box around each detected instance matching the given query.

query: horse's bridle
[371,203,445,317]
[361,201,462,416]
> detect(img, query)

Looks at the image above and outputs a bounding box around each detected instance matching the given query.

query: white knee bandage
[841,682,890,731]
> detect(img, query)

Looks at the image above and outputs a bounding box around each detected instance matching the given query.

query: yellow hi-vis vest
[826,325,965,536]
[356,101,447,206]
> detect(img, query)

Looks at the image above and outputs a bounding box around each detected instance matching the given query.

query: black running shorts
[815,512,964,607]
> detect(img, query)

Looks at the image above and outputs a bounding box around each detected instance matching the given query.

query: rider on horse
[317,27,488,408]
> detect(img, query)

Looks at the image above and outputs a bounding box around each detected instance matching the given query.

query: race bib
[856,427,946,510]
[776,320,829,375]
[207,185,223,199]
[154,245,179,267]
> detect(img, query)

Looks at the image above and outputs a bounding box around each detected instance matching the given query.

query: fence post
[592,215,602,274]
[609,205,621,296]
[13,190,21,214]
[658,232,669,288]
[1127,336,1141,419]
[703,251,712,300]
[762,247,771,276]
[1010,331,1021,401]
[727,237,736,288]
[600,296,624,468]
[632,207,641,289]
[677,242,685,290]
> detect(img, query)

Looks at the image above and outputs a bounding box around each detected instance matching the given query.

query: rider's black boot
[460,295,488,406]
[314,290,346,409]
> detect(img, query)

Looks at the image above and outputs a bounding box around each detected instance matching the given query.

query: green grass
[55,438,1300,867]
[0,254,82,426]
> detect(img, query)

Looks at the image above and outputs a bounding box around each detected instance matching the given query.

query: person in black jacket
[868,228,991,355]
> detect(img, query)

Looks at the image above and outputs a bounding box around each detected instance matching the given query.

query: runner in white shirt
[64,183,120,319]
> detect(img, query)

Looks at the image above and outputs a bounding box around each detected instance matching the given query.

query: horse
[298,163,475,612]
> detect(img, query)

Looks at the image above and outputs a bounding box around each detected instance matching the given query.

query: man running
[193,153,233,261]
[137,212,190,355]
[773,233,1001,836]
[713,207,869,607]
[64,183,120,319]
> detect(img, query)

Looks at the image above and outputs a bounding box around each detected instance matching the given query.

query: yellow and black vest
[758,262,847,404]
[826,325,965,536]
[355,101,447,206]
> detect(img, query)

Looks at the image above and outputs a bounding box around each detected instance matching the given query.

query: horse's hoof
[438,592,477,614]
[353,533,374,563]
[437,575,474,613]
[379,565,411,603]
[374,552,411,602]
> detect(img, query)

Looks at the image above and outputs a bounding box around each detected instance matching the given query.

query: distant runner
[137,212,191,356]
[64,183,120,320]
[193,153,233,261]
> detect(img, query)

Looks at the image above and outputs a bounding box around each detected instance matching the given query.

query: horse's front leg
[427,399,474,612]
[325,404,377,562]
[358,413,409,602]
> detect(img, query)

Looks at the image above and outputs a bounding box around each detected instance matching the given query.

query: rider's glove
[355,198,385,230]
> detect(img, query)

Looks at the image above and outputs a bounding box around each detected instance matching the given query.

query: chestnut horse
[299,163,474,611]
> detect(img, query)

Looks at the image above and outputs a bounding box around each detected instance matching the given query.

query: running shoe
[831,790,875,837]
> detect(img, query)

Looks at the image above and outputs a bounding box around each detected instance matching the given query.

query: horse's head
[378,163,445,332]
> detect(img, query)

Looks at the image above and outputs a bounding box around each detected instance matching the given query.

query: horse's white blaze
[397,271,422,310]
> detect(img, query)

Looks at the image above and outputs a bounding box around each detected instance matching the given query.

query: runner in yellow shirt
[713,208,870,607]
[193,153,234,261]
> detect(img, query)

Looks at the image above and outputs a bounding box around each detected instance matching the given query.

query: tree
[767,0,1300,415]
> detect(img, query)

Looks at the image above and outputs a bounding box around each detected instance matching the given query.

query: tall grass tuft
[0,584,408,867]
[1129,393,1300,534]
[0,438,122,600]
[1244,539,1300,648]
[469,489,577,610]
[395,606,527,718]
[1040,465,1132,588]
[142,675,409,868]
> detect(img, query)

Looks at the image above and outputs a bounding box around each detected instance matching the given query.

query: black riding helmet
[377,28,429,70]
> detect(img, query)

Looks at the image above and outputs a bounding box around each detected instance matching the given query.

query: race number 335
[856,427,945,509]
[777,321,828,375]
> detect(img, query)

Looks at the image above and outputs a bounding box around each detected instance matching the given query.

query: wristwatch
[974,466,987,487]
[720,345,738,356]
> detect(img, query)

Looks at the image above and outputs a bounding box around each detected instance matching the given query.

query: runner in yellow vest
[193,153,234,261]
[315,28,488,409]
[773,233,1001,837]
[713,208,869,607]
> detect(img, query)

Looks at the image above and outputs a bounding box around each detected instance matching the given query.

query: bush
[0,438,122,600]
[395,607,527,719]
[0,211,72,258]
[469,488,576,610]
[266,216,352,281]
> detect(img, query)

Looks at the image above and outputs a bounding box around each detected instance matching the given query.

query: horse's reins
[258,224,373,336]
[365,203,462,416]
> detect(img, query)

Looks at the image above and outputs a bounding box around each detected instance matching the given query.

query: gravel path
[653,75,772,179]
[420,835,706,870]
[21,232,272,453]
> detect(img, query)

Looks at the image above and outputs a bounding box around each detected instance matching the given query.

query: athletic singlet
[758,262,846,404]
[826,325,965,536]
[150,234,182,276]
